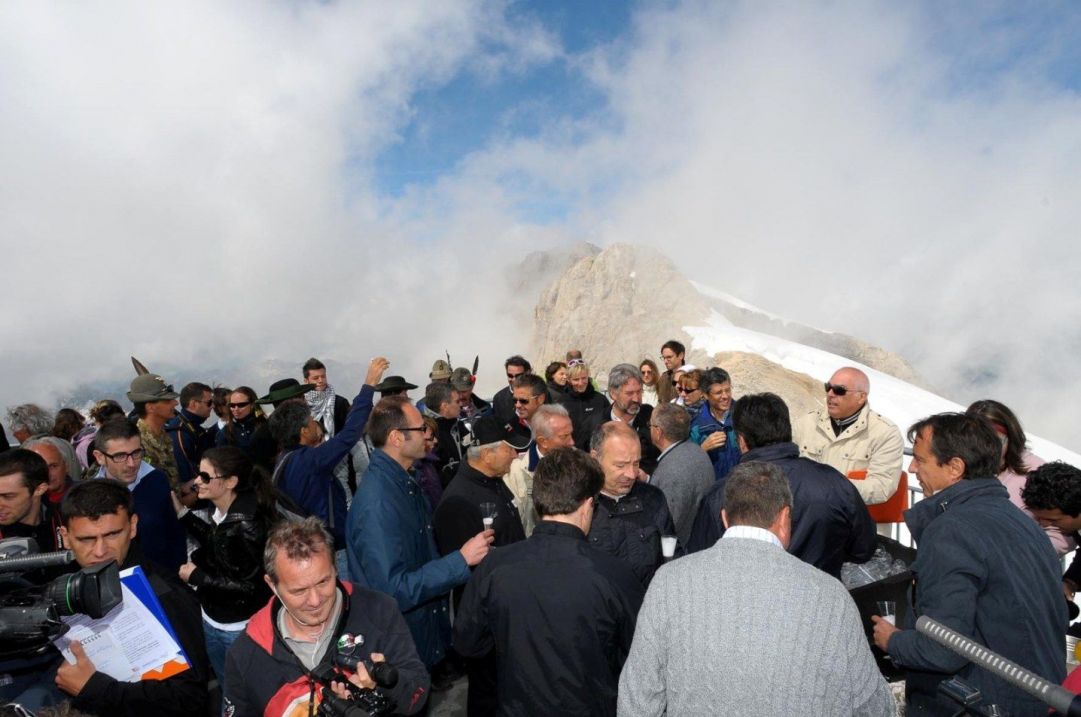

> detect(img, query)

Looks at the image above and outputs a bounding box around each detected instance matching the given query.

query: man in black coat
[686,393,875,578]
[455,447,644,717]
[434,415,528,717]
[55,479,210,716]
[491,355,532,425]
[588,422,676,587]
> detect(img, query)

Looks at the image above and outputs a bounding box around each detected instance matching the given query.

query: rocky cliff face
[529,243,923,413]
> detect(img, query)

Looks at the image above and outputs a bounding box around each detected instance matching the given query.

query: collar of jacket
[816,404,869,436]
[369,449,420,493]
[218,489,261,523]
[741,441,799,463]
[458,461,505,490]
[247,580,355,663]
[166,408,207,435]
[596,482,646,516]
[527,443,541,472]
[569,382,598,400]
[903,478,1009,542]
[695,401,730,428]
[532,520,586,540]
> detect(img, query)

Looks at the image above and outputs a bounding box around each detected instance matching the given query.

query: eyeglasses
[677,385,700,394]
[824,383,864,397]
[228,401,252,409]
[506,372,525,380]
[195,471,224,483]
[512,397,537,405]
[102,448,145,463]
[396,425,426,433]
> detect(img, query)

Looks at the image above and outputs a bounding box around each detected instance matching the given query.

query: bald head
[826,367,870,420]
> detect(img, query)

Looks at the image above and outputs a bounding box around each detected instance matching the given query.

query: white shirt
[722,524,783,549]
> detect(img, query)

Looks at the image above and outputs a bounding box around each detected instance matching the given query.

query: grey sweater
[618,535,894,717]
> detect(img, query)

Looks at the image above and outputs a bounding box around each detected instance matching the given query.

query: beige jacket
[504,455,538,537]
[793,405,904,505]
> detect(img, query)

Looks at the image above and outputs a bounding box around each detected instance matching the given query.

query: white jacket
[504,455,538,537]
[793,405,904,505]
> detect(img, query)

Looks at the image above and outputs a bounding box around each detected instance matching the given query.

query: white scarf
[306,385,337,440]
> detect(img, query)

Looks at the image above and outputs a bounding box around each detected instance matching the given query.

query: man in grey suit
[647,403,714,546]
[618,461,893,717]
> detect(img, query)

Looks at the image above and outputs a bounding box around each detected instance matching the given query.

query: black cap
[471,415,531,451]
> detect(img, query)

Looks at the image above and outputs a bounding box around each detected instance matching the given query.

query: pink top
[999,449,1075,556]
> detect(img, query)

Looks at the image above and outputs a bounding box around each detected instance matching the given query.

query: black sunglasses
[512,397,537,405]
[195,471,223,482]
[396,425,426,433]
[824,382,863,397]
[228,401,252,409]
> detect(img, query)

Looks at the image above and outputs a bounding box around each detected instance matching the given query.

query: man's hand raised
[365,357,391,387]
[460,529,495,566]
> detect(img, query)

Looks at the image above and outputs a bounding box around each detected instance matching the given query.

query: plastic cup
[660,535,677,559]
[876,600,896,626]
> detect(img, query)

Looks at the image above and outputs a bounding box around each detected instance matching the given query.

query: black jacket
[433,463,526,557]
[164,408,215,485]
[431,415,468,488]
[73,545,210,717]
[454,521,644,717]
[685,442,876,577]
[565,383,610,451]
[602,403,660,475]
[588,481,675,586]
[223,582,430,717]
[491,386,516,425]
[180,490,274,623]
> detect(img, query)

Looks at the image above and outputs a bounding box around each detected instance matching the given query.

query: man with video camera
[223,517,429,717]
[2,479,210,715]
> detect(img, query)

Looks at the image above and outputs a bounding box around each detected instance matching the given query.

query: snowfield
[685,311,1081,467]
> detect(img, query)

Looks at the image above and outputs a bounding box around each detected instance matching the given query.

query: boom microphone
[916,615,1081,717]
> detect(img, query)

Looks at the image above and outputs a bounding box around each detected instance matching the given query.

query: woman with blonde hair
[564,360,609,450]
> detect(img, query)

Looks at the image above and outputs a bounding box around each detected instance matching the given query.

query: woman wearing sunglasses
[215,386,266,456]
[676,369,706,416]
[173,446,276,684]
[565,360,610,451]
[639,359,660,407]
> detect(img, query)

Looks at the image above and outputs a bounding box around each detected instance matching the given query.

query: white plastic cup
[876,600,896,626]
[660,535,677,559]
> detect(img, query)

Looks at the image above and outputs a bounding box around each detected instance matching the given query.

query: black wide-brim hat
[374,375,418,393]
[257,379,315,405]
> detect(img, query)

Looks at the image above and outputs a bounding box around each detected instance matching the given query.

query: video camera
[315,633,399,717]
[0,537,122,660]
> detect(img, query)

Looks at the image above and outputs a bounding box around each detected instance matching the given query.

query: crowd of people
[0,340,1079,716]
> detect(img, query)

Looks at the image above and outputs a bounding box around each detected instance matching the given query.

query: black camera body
[314,636,399,717]
[0,538,122,660]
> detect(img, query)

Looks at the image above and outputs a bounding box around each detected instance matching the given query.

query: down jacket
[587,480,675,587]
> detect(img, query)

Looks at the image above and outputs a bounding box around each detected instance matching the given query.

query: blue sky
[371,1,635,209]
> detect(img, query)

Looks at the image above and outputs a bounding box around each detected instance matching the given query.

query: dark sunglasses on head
[824,382,862,397]
[228,401,252,409]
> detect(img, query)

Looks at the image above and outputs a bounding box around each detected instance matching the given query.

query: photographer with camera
[223,517,429,717]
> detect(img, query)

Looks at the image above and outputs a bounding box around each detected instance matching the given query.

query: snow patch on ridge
[685,313,1081,466]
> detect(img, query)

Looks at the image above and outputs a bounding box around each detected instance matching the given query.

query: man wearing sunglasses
[491,355,532,425]
[165,382,215,490]
[657,340,686,405]
[793,367,903,506]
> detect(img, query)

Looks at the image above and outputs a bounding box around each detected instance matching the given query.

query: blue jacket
[685,442,875,578]
[889,479,1067,716]
[275,385,374,547]
[347,449,470,668]
[689,403,740,482]
[165,408,214,485]
[127,465,187,573]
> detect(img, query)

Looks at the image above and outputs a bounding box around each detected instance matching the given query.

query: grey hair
[6,404,55,437]
[263,516,334,584]
[589,421,637,459]
[652,403,690,442]
[531,403,570,439]
[466,440,504,461]
[723,461,792,529]
[607,363,643,393]
[24,435,82,483]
